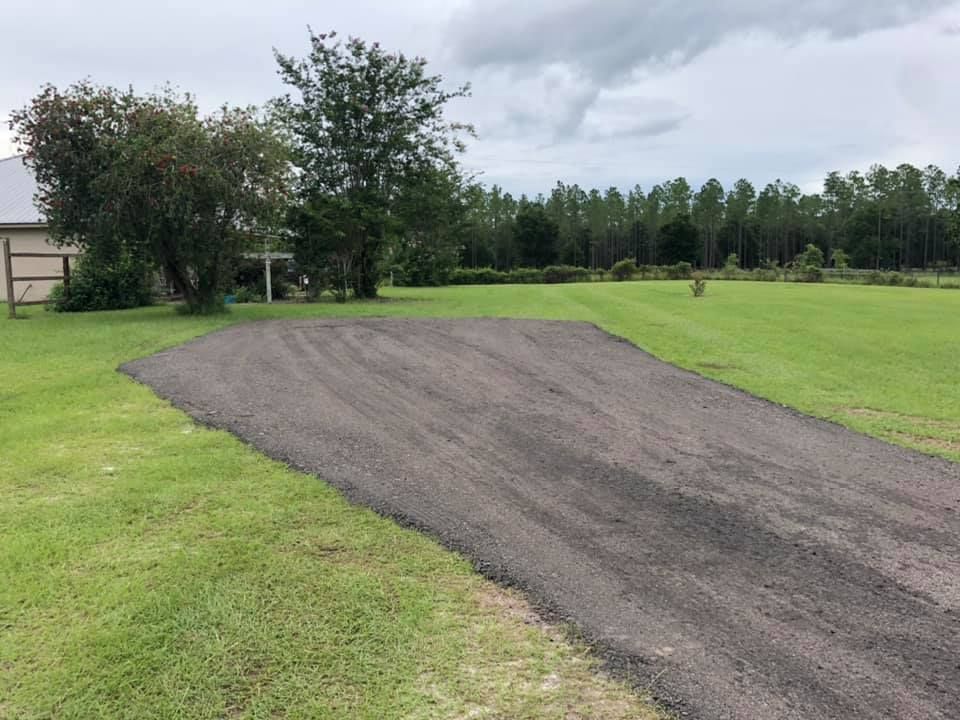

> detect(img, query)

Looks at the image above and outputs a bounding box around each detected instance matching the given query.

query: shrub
[665,261,693,280]
[722,253,740,279]
[48,256,154,312]
[543,265,591,283]
[449,267,508,285]
[234,286,261,303]
[793,266,823,283]
[689,271,707,297]
[792,244,825,282]
[610,259,637,281]
[510,267,545,284]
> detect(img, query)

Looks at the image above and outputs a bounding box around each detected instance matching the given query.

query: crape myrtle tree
[12,82,288,313]
[274,30,472,299]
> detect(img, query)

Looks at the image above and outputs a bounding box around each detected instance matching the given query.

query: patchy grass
[0,302,664,720]
[3,278,958,718]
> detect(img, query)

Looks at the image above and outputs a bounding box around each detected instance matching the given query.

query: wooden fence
[2,237,72,319]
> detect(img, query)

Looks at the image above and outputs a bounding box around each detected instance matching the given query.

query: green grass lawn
[2,280,958,719]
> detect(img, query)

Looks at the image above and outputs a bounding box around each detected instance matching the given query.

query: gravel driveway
[122,318,960,720]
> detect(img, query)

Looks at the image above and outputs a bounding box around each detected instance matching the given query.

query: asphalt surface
[122,318,960,720]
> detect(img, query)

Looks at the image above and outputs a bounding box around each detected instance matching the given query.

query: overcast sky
[4,1,960,196]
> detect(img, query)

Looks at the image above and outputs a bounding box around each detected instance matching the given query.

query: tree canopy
[12,82,288,313]
[273,30,472,298]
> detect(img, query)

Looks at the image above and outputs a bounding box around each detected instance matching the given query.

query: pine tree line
[458,164,960,271]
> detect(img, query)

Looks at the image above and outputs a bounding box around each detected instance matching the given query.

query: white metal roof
[0,155,44,226]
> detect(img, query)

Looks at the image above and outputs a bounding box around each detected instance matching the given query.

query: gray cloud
[449,0,953,75]
[446,0,954,149]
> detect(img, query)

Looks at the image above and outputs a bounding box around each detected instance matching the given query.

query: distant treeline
[455,164,960,273]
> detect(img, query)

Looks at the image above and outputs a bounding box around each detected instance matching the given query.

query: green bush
[234,286,261,303]
[48,256,154,312]
[665,261,693,280]
[449,267,509,285]
[610,259,637,281]
[722,254,740,279]
[792,266,823,283]
[543,265,591,283]
[510,267,545,284]
[689,271,707,297]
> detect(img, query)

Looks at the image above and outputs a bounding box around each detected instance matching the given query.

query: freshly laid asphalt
[123,318,960,719]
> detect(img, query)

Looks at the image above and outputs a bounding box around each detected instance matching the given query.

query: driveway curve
[122,318,960,720]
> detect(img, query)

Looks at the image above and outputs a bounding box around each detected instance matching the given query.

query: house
[0,155,79,303]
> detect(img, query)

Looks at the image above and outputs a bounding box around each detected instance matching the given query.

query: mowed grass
[0,302,663,720]
[2,280,958,719]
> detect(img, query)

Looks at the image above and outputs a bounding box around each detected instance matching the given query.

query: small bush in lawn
[611,259,637,281]
[690,271,707,297]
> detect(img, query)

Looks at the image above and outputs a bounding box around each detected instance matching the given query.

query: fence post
[62,255,71,300]
[3,238,15,319]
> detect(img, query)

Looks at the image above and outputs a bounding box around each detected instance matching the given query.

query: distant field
[2,279,958,719]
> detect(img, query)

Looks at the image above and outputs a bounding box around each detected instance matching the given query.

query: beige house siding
[0,225,80,304]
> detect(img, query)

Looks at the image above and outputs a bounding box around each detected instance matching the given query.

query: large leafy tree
[12,82,288,313]
[274,30,471,298]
